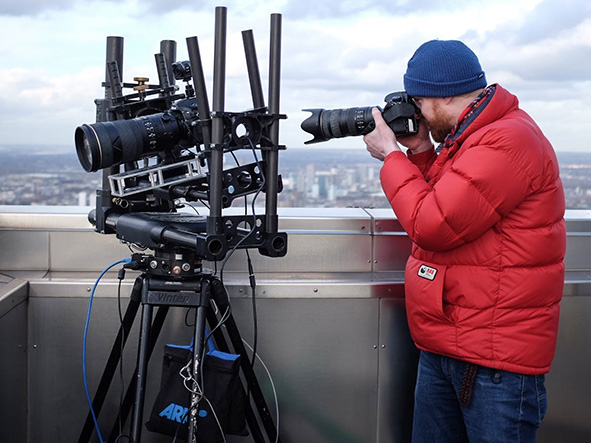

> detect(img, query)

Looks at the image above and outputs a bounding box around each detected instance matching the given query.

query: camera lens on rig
[74,111,187,172]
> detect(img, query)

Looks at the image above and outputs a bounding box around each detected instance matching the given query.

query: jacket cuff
[383,150,406,164]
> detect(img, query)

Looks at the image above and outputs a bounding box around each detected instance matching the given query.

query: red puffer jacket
[380,85,566,375]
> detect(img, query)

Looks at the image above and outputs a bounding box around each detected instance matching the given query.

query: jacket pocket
[405,257,449,326]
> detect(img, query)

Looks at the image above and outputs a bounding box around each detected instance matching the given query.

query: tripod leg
[130,281,154,443]
[188,300,209,442]
[226,314,280,442]
[78,276,143,443]
[210,278,280,443]
[107,304,169,442]
[205,305,266,442]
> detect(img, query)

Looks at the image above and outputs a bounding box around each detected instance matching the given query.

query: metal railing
[1,206,590,442]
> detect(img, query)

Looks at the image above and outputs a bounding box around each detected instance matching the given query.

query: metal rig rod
[186,36,212,146]
[105,36,124,102]
[208,5,228,233]
[97,36,124,233]
[106,61,124,102]
[265,13,282,234]
[154,53,171,92]
[159,40,177,85]
[242,30,266,109]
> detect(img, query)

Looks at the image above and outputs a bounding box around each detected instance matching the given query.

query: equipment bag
[145,342,248,442]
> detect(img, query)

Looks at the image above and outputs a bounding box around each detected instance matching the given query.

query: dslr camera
[301,91,419,144]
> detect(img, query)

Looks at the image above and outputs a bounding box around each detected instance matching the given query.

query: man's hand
[397,113,433,154]
[364,108,401,161]
[364,108,433,161]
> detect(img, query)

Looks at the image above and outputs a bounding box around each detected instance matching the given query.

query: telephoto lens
[75,111,188,172]
[301,91,419,145]
[300,107,377,144]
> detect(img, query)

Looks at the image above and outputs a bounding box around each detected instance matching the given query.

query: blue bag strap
[166,328,216,353]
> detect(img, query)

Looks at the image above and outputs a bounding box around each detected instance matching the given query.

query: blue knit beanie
[404,40,487,97]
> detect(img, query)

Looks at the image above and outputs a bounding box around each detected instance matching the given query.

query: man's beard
[426,102,454,143]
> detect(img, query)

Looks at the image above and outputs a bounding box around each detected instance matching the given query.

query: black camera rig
[75,9,288,262]
[77,8,287,443]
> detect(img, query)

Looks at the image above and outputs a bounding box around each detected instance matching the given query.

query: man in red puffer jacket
[364,40,565,443]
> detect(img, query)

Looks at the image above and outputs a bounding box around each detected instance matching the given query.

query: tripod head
[123,249,207,281]
[76,7,287,262]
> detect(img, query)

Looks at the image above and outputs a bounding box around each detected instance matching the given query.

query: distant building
[0,149,590,209]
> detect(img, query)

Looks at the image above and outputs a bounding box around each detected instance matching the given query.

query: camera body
[301,91,419,145]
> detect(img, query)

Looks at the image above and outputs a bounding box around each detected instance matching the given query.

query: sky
[0,0,590,153]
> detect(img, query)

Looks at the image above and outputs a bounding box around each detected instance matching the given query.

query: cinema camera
[300,91,419,144]
[74,19,288,263]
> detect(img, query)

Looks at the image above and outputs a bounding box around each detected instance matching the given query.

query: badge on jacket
[418,264,438,281]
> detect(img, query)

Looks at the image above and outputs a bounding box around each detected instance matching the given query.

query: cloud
[474,1,591,83]
[0,0,73,16]
[0,0,590,151]
[0,0,484,19]
[0,67,102,144]
[279,0,479,19]
[0,0,123,17]
[502,0,591,45]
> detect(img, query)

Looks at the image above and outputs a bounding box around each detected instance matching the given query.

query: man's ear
[441,96,454,105]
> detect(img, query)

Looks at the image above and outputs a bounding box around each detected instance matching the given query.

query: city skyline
[1,147,590,210]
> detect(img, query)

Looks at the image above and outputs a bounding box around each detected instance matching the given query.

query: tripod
[79,250,279,443]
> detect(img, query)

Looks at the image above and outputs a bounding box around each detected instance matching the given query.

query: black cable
[243,140,264,377]
[115,267,135,443]
[172,281,231,442]
[233,141,263,401]
[235,145,261,384]
[184,307,195,327]
[218,138,266,284]
[212,139,265,365]
[182,201,202,215]
[117,270,125,432]
[170,328,212,443]
[230,150,240,167]
[245,249,258,401]
[171,138,266,442]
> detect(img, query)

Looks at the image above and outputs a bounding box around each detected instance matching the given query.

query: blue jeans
[412,351,548,443]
